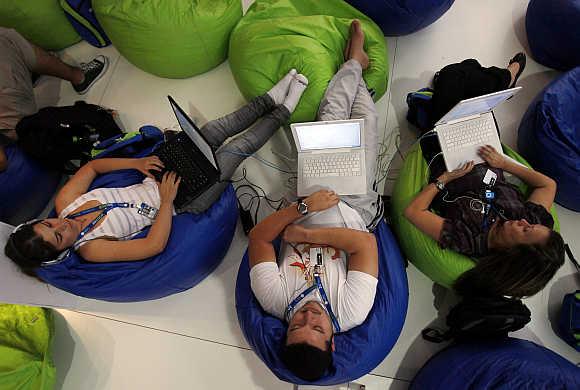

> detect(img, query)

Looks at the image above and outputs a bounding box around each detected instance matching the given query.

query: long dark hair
[4,222,59,277]
[454,230,565,298]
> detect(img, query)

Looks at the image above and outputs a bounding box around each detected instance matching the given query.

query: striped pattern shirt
[59,178,170,248]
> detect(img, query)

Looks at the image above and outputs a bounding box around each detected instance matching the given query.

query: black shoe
[508,52,526,88]
[73,55,109,95]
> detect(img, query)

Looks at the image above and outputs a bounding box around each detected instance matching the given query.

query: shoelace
[80,59,102,73]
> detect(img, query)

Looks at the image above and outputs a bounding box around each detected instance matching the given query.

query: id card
[483,169,497,186]
[310,247,324,266]
[137,202,159,219]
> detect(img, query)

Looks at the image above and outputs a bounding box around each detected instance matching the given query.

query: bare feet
[507,62,519,86]
[346,20,369,70]
[507,52,526,88]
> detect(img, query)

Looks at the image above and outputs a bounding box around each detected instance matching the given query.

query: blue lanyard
[285,270,341,333]
[67,202,133,241]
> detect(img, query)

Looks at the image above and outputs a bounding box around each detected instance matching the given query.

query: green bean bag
[391,143,560,289]
[229,0,389,123]
[0,0,80,50]
[93,0,242,78]
[0,305,56,390]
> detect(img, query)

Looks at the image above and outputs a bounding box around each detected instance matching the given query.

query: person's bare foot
[507,62,519,86]
[347,20,369,70]
[507,52,526,87]
[344,36,352,61]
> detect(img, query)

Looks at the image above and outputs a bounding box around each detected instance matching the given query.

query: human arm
[78,172,180,262]
[478,145,556,211]
[248,190,339,268]
[55,156,164,214]
[404,161,475,241]
[282,224,379,278]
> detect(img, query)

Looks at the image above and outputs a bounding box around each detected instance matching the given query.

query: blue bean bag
[518,67,580,212]
[346,0,455,36]
[0,145,61,225]
[526,0,580,71]
[410,338,580,389]
[36,169,238,302]
[235,221,408,385]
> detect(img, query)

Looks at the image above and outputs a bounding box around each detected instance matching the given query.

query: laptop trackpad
[299,176,367,197]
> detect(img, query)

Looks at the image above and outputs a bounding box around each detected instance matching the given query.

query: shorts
[0,27,37,133]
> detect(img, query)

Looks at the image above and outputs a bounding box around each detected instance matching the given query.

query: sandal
[508,52,526,88]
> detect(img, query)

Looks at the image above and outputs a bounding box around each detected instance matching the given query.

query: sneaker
[73,55,109,95]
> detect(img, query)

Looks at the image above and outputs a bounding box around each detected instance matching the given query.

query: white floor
[6,1,580,389]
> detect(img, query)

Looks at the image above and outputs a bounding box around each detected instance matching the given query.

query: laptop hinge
[445,113,483,125]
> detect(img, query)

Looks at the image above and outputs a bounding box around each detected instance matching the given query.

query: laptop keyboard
[444,117,495,152]
[303,153,362,178]
[158,143,209,192]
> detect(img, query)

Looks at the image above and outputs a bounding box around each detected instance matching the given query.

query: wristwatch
[433,179,445,191]
[297,199,309,215]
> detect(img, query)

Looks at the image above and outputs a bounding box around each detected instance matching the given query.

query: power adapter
[239,207,255,235]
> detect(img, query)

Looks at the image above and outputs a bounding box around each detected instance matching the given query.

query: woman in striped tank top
[4,69,310,276]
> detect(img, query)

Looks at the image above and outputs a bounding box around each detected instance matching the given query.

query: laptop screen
[170,99,218,169]
[436,87,521,125]
[295,121,361,151]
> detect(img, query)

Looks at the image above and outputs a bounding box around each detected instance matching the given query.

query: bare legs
[31,45,84,85]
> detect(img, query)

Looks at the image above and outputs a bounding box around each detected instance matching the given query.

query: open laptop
[150,96,220,208]
[291,119,367,196]
[435,87,522,171]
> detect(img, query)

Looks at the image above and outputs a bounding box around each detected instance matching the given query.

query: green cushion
[391,143,560,289]
[0,304,56,390]
[93,0,242,78]
[0,0,80,50]
[229,0,388,123]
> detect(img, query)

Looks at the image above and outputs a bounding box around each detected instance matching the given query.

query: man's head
[282,301,334,381]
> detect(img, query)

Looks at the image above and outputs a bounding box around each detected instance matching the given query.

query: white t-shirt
[250,202,378,332]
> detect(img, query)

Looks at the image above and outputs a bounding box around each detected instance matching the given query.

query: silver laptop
[291,119,367,196]
[436,87,522,170]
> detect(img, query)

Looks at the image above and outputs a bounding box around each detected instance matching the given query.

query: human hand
[438,161,475,184]
[134,156,164,178]
[157,171,181,204]
[304,190,339,212]
[478,145,506,169]
[282,224,309,243]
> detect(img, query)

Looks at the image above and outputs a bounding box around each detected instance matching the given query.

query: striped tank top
[59,178,169,248]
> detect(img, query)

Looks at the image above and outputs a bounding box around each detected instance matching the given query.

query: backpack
[15,101,123,171]
[91,125,165,160]
[60,0,111,48]
[406,88,434,132]
[422,295,531,343]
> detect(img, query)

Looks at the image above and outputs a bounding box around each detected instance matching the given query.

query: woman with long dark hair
[404,144,565,298]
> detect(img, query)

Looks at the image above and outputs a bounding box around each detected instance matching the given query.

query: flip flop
[508,52,526,88]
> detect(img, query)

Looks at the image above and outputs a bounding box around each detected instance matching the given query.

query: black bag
[422,295,531,343]
[15,101,122,171]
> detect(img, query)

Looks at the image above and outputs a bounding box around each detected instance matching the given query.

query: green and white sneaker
[73,55,109,95]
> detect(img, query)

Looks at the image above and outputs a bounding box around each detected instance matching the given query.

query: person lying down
[5,69,310,275]
[248,20,383,382]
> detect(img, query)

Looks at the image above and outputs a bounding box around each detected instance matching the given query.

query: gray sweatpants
[177,94,290,213]
[317,59,383,230]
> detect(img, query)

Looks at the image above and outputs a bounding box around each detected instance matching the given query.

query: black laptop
[150,96,220,208]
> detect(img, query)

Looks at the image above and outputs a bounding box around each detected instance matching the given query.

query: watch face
[298,202,308,214]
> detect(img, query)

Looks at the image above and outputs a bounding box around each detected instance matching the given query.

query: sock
[283,74,308,113]
[267,69,297,105]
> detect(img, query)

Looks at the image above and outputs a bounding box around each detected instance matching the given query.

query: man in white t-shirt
[248,19,382,382]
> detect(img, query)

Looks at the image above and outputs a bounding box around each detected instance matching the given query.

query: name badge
[137,202,158,219]
[482,169,497,186]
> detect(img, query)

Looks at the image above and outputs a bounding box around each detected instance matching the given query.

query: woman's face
[497,219,551,247]
[33,218,82,251]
